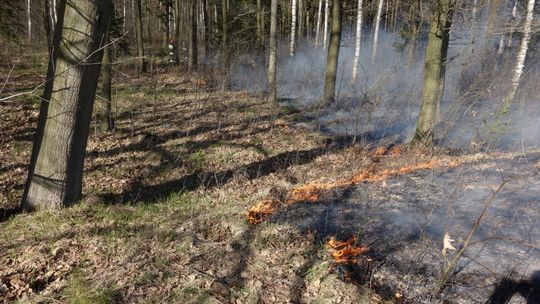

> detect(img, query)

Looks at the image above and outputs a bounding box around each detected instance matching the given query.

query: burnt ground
[273,151,540,303]
[1,55,539,303]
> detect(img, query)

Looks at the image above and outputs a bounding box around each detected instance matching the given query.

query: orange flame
[246,147,460,224]
[327,236,368,264]
[246,200,279,225]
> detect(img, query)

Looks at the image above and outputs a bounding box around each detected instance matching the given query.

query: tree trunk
[268,0,278,103]
[135,0,147,73]
[175,0,181,63]
[27,0,32,42]
[21,0,110,210]
[322,0,342,105]
[44,0,52,48]
[221,0,230,90]
[352,0,363,82]
[503,0,535,110]
[315,0,322,46]
[371,0,384,62]
[202,0,208,60]
[323,0,329,47]
[290,0,297,56]
[188,0,198,72]
[256,0,263,47]
[99,15,114,134]
[411,0,454,146]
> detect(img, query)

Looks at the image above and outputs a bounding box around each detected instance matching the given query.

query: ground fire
[246,147,460,225]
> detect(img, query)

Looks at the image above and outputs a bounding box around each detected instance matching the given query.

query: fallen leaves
[246,200,279,225]
[246,149,461,225]
[327,236,368,265]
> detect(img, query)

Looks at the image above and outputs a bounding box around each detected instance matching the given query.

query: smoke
[231,6,540,151]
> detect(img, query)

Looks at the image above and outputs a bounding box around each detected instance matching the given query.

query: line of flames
[246,153,459,225]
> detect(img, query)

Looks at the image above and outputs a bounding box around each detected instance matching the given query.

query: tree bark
[135,0,147,73]
[315,0,322,46]
[27,0,32,42]
[220,0,230,90]
[411,0,454,146]
[322,0,342,105]
[290,0,297,56]
[21,0,110,210]
[188,0,198,72]
[99,13,114,134]
[371,0,384,62]
[323,0,329,47]
[44,0,52,48]
[503,0,535,110]
[352,0,363,82]
[268,0,278,103]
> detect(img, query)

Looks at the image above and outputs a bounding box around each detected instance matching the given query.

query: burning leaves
[327,236,368,265]
[246,147,461,225]
[246,200,279,225]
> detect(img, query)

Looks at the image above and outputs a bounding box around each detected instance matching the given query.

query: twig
[436,180,508,293]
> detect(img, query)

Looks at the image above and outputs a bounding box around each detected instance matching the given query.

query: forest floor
[1,56,539,303]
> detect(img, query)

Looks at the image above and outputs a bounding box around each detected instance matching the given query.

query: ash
[274,150,540,303]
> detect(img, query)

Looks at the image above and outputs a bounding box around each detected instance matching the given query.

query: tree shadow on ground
[486,271,540,304]
[101,145,339,205]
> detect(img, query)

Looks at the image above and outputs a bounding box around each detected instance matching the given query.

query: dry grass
[1,61,497,303]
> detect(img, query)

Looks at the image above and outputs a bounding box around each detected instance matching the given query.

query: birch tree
[27,0,32,42]
[352,0,363,82]
[323,0,329,47]
[371,0,384,62]
[22,0,110,210]
[503,0,535,110]
[315,0,322,46]
[268,0,278,103]
[290,0,297,56]
[411,0,454,146]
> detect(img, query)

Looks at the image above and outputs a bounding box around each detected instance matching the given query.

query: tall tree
[503,0,535,110]
[98,4,115,134]
[371,0,384,62]
[268,0,278,103]
[135,0,147,73]
[188,0,197,72]
[27,0,32,42]
[323,0,329,47]
[322,0,342,105]
[290,0,297,55]
[351,0,363,82]
[315,0,322,46]
[411,0,454,146]
[21,0,110,210]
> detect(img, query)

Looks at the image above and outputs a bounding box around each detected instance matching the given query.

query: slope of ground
[1,64,539,303]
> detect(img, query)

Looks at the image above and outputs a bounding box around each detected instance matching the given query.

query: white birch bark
[497,33,505,54]
[371,0,384,62]
[27,0,32,41]
[472,0,477,20]
[290,0,297,55]
[123,0,127,33]
[52,0,57,25]
[352,0,363,82]
[504,0,535,107]
[323,0,329,47]
[315,0,322,46]
[512,0,518,18]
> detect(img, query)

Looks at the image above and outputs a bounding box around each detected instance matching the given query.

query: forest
[0,0,539,303]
